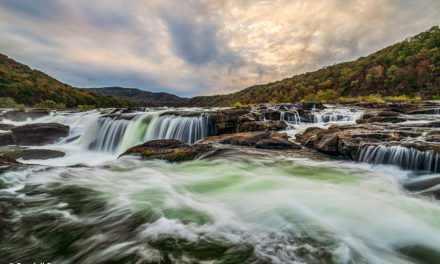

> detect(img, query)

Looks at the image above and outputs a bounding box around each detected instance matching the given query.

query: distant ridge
[185,26,440,106]
[89,87,188,107]
[0,54,132,108]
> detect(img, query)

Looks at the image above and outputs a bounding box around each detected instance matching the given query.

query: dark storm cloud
[158,2,243,68]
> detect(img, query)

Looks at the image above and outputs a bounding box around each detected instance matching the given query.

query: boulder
[208,108,287,135]
[260,109,281,120]
[0,155,21,172]
[238,120,287,132]
[2,149,65,160]
[425,121,440,128]
[426,135,440,142]
[299,102,325,110]
[255,138,301,150]
[407,108,440,115]
[403,176,440,198]
[295,127,322,146]
[356,111,406,124]
[269,132,289,139]
[11,123,69,146]
[0,124,16,131]
[376,111,400,117]
[201,132,270,146]
[0,132,15,146]
[0,155,19,165]
[1,109,50,121]
[296,124,413,158]
[120,139,212,162]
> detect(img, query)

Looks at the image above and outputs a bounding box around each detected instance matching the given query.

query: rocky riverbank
[0,101,439,171]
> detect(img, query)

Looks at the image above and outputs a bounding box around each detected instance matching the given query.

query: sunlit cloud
[0,0,439,96]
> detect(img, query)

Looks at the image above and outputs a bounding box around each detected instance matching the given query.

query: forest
[0,54,133,108]
[186,26,440,106]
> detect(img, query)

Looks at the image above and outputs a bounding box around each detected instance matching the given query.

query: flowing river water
[1,108,440,264]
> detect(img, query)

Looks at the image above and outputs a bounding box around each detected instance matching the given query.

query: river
[1,107,440,264]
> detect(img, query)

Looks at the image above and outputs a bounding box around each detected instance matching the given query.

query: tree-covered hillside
[186,26,440,106]
[0,54,133,108]
[89,87,188,107]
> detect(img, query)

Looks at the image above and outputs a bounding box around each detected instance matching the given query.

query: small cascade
[313,109,363,123]
[280,111,301,124]
[357,145,440,173]
[144,114,210,144]
[429,109,440,114]
[89,117,130,152]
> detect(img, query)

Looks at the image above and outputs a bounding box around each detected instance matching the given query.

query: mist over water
[1,108,440,263]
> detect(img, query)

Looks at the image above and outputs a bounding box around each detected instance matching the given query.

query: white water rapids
[1,108,440,263]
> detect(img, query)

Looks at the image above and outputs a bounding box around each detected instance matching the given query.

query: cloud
[0,0,438,96]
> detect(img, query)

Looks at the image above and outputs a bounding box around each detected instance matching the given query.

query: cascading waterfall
[144,114,210,144]
[76,111,211,154]
[313,109,363,123]
[357,145,440,173]
[89,117,130,152]
[280,111,301,124]
[430,109,440,114]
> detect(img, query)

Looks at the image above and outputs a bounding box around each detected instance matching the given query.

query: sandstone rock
[269,132,289,139]
[255,138,301,150]
[407,108,440,115]
[296,124,415,158]
[299,102,325,110]
[376,111,400,117]
[238,120,287,132]
[209,108,287,135]
[120,139,212,162]
[1,109,50,122]
[11,123,69,146]
[0,155,21,172]
[202,132,270,146]
[295,127,322,146]
[427,135,440,142]
[3,149,65,160]
[0,124,16,131]
[403,175,440,199]
[357,114,406,124]
[0,132,15,146]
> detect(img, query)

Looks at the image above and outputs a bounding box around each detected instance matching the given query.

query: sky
[0,0,439,97]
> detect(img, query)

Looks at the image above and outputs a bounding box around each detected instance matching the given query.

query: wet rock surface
[11,123,69,146]
[0,132,15,146]
[201,131,301,151]
[0,155,22,173]
[208,108,288,135]
[0,109,50,122]
[202,132,271,146]
[120,139,213,162]
[255,138,302,150]
[2,149,65,160]
[297,122,440,158]
[0,124,16,131]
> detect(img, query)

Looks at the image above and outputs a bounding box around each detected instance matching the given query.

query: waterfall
[313,109,363,123]
[357,145,440,173]
[430,109,440,114]
[144,114,210,144]
[280,111,301,124]
[77,112,211,154]
[89,117,130,152]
